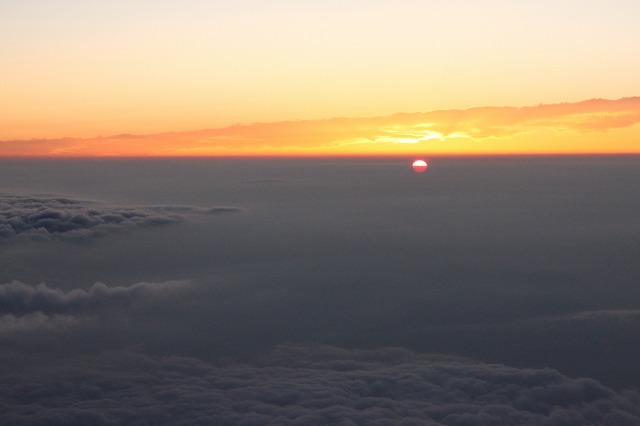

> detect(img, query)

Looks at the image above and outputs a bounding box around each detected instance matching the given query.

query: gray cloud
[0,312,77,334]
[0,193,243,241]
[0,344,638,425]
[0,280,190,336]
[552,309,640,324]
[392,309,640,393]
[0,280,190,316]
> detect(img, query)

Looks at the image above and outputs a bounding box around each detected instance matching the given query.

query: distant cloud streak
[0,312,76,334]
[1,97,639,156]
[0,280,189,316]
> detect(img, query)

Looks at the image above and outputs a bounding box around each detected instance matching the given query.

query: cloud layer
[1,344,638,425]
[2,97,640,155]
[0,193,242,240]
[4,279,638,424]
[0,157,638,424]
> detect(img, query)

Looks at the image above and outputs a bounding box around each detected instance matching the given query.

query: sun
[412,159,428,173]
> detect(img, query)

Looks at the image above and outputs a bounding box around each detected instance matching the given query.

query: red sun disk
[412,159,428,173]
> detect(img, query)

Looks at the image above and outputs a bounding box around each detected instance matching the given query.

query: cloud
[0,312,77,334]
[2,97,639,155]
[0,193,243,241]
[0,280,190,335]
[0,344,638,425]
[551,309,640,324]
[398,308,640,392]
[0,280,189,316]
[442,309,640,332]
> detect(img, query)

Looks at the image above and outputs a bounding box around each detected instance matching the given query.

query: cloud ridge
[0,193,243,240]
[0,280,190,335]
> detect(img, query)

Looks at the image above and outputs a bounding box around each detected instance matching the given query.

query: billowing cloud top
[0,193,243,240]
[1,97,640,155]
[1,279,640,424]
[0,344,639,425]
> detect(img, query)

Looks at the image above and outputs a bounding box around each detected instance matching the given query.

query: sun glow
[2,98,640,157]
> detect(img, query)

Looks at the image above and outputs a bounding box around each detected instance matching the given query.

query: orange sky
[2,1,640,156]
[2,97,640,156]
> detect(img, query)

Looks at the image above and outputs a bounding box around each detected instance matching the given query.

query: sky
[2,0,640,155]
[2,2,640,423]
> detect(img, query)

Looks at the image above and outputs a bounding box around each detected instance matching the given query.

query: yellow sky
[1,1,640,155]
[2,97,639,156]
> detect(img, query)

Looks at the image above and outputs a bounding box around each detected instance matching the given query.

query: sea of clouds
[1,344,639,425]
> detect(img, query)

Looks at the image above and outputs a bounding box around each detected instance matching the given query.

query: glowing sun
[412,159,428,173]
